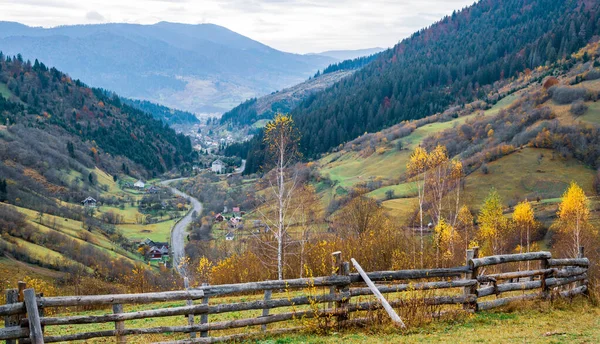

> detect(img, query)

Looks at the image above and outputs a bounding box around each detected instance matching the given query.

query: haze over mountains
[0,21,337,114]
[311,47,385,61]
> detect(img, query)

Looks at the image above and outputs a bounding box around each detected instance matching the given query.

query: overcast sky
[0,0,475,54]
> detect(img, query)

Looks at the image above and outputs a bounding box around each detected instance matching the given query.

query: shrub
[481,163,489,174]
[550,86,586,104]
[385,190,395,200]
[570,100,588,116]
[585,69,600,81]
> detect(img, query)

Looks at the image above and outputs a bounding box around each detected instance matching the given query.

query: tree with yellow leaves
[407,146,429,267]
[556,182,592,258]
[433,218,458,267]
[478,188,508,255]
[260,113,301,280]
[456,205,474,251]
[513,200,535,255]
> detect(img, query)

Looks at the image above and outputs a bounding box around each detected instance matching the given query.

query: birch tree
[556,182,591,258]
[407,146,429,267]
[260,113,301,280]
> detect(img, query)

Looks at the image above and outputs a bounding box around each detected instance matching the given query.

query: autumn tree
[259,113,301,280]
[433,218,458,267]
[427,145,463,226]
[478,188,508,255]
[456,205,474,251]
[407,146,429,267]
[555,182,593,258]
[513,201,535,255]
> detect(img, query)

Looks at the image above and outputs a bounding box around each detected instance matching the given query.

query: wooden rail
[1,248,590,343]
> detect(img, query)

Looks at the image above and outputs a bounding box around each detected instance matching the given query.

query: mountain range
[0,21,335,114]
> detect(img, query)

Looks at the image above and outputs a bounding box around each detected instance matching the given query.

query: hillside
[122,98,199,125]
[287,0,600,156]
[0,21,335,113]
[220,70,353,127]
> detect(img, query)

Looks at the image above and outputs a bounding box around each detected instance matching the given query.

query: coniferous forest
[230,0,600,173]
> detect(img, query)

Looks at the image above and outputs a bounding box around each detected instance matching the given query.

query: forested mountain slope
[0,21,334,113]
[0,53,193,215]
[122,98,199,125]
[291,0,600,156]
[219,70,353,127]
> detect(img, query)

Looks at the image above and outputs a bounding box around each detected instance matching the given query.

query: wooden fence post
[578,246,587,292]
[184,277,196,339]
[261,290,272,332]
[540,252,551,300]
[113,304,126,344]
[339,261,350,322]
[23,289,43,344]
[464,247,479,311]
[4,288,18,344]
[329,252,341,309]
[200,283,209,338]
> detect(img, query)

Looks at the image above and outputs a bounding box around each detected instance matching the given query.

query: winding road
[160,178,203,274]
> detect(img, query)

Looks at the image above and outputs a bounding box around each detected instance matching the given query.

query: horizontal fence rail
[1,248,590,343]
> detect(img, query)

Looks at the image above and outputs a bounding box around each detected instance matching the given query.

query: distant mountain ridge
[311,47,385,60]
[0,21,335,113]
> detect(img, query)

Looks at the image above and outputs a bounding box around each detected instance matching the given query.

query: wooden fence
[1,248,589,344]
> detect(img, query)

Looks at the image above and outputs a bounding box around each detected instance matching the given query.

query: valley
[3,0,600,342]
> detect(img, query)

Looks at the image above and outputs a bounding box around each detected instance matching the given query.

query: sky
[0,0,475,54]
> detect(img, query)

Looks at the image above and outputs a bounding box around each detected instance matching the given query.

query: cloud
[0,0,476,53]
[85,10,106,22]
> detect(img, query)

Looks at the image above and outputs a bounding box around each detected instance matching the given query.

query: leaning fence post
[23,289,43,344]
[261,290,272,332]
[113,304,126,344]
[200,283,209,338]
[4,288,19,344]
[184,277,196,339]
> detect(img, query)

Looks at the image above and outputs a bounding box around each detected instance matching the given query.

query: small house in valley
[215,213,224,222]
[211,159,224,174]
[81,197,97,208]
[225,232,235,241]
[134,180,146,189]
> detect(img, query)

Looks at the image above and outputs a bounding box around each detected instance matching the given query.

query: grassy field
[117,219,177,242]
[462,147,595,211]
[580,101,600,125]
[367,182,415,201]
[0,82,12,99]
[318,92,520,191]
[276,300,599,343]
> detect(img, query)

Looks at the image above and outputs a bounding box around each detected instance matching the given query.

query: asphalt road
[160,178,202,274]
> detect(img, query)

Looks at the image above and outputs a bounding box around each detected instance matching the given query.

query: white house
[134,180,145,189]
[225,232,235,241]
[211,159,224,174]
[81,196,97,208]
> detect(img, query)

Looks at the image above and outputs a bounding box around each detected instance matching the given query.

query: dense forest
[232,0,600,172]
[122,98,200,125]
[0,52,194,173]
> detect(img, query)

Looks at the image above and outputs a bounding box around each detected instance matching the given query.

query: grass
[0,82,12,99]
[463,147,595,211]
[317,92,520,190]
[367,182,416,201]
[117,219,178,242]
[579,101,600,126]
[275,300,600,343]
[96,204,141,223]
